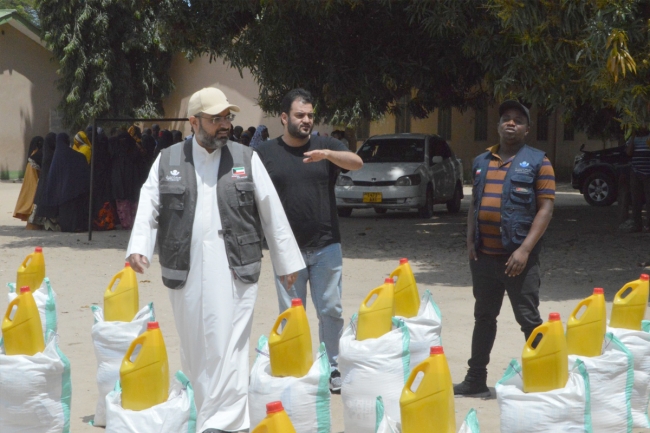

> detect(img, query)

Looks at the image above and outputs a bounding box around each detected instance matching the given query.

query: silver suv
[335,134,464,218]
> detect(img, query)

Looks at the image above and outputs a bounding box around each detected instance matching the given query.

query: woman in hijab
[13,136,44,225]
[73,130,92,164]
[38,133,91,232]
[33,133,58,230]
[249,125,269,149]
[110,130,142,229]
[87,126,116,231]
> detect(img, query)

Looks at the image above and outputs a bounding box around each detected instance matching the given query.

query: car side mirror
[431,156,443,165]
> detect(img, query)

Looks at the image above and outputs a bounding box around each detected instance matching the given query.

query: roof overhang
[0,9,47,49]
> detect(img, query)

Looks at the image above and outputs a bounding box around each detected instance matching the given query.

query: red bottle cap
[20,286,30,293]
[266,401,284,414]
[399,258,409,264]
[124,262,131,268]
[641,274,649,282]
[385,277,395,284]
[291,298,303,307]
[430,346,444,355]
[147,321,160,330]
[593,288,604,295]
[35,247,43,253]
[549,312,561,321]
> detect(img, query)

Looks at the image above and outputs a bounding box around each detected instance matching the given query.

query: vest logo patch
[232,167,247,179]
[165,170,181,181]
[519,161,530,168]
[475,168,482,176]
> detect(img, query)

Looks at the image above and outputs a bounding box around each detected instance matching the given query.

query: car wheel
[374,208,388,214]
[337,207,353,217]
[583,172,616,206]
[446,183,462,213]
[418,184,434,219]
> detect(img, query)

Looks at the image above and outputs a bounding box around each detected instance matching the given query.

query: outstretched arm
[303,149,363,170]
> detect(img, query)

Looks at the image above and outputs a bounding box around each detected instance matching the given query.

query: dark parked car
[571,144,629,206]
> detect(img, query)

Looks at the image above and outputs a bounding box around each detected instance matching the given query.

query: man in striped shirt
[626,128,650,232]
[454,100,555,397]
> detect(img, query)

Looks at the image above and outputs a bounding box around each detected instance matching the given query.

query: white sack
[496,359,591,433]
[398,290,442,371]
[7,277,58,335]
[90,303,155,427]
[249,336,331,433]
[105,370,197,433]
[608,321,650,428]
[374,396,480,433]
[0,331,72,433]
[569,332,634,433]
[339,316,410,433]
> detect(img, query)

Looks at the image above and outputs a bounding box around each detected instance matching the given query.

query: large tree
[36,0,174,130]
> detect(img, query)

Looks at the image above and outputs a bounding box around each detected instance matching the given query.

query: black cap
[499,100,530,124]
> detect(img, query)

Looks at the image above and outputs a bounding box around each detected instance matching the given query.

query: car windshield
[357,138,425,163]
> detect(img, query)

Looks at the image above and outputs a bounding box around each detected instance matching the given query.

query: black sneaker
[330,369,342,394]
[453,379,490,398]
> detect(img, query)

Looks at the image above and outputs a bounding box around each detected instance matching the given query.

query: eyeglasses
[197,114,236,124]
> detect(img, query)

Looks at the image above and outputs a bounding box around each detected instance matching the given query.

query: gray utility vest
[472,145,546,255]
[157,138,263,289]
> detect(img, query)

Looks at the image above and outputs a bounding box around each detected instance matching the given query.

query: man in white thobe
[126,87,305,433]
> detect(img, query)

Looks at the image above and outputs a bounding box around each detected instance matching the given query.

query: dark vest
[472,145,546,255]
[157,138,263,289]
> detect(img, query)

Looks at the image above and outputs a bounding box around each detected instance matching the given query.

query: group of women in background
[12,125,162,232]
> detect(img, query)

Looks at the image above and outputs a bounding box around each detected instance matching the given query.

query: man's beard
[197,123,228,149]
[287,120,312,139]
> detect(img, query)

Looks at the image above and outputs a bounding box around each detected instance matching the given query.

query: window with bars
[438,108,452,140]
[395,96,411,133]
[474,106,488,141]
[536,111,549,141]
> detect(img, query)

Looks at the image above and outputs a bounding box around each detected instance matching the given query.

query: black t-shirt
[256,135,349,250]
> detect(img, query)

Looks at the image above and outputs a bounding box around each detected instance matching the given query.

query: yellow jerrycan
[566,288,607,357]
[610,274,649,331]
[400,346,456,433]
[357,278,395,341]
[16,246,45,293]
[389,258,420,318]
[120,321,169,410]
[104,262,139,322]
[2,286,45,356]
[522,312,568,393]
[251,401,297,433]
[269,298,313,377]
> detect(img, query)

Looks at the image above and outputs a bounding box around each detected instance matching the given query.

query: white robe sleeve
[125,154,161,262]
[251,152,305,276]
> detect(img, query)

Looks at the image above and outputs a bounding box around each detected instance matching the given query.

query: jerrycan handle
[2,296,21,324]
[525,323,549,351]
[362,286,383,307]
[271,309,293,336]
[404,360,427,392]
[569,297,591,321]
[123,333,147,366]
[20,253,33,268]
[105,271,123,294]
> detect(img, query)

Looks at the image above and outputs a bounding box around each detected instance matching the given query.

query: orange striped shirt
[477,145,555,255]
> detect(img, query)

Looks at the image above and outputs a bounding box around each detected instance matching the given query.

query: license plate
[363,192,382,203]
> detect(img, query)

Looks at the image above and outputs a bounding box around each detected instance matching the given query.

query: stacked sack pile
[92,261,197,432]
[0,247,71,433]
[497,273,650,433]
[338,258,480,433]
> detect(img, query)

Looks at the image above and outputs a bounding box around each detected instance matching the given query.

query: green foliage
[162,0,489,125]
[0,0,38,24]
[36,0,174,130]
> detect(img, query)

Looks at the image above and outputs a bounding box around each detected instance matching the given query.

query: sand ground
[1,180,649,432]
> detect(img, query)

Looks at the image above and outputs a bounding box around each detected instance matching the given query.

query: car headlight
[336,175,354,186]
[395,174,421,186]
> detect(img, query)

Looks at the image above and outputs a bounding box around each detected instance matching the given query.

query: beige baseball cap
[187,87,240,117]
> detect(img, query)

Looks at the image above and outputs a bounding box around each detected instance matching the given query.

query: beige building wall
[369,105,609,181]
[0,21,60,178]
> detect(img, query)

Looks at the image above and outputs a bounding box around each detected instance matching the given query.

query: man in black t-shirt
[256,88,363,393]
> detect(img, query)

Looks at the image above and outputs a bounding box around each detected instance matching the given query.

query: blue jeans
[274,242,344,368]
